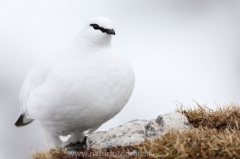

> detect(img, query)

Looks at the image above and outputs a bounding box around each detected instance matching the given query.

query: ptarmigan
[15,17,135,147]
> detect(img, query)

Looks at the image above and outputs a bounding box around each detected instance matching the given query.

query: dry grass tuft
[32,102,240,159]
[134,128,240,159]
[32,148,65,159]
[176,100,240,130]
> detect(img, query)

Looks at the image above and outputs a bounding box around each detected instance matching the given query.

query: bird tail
[14,113,34,127]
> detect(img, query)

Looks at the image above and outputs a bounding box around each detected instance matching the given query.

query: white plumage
[15,17,135,147]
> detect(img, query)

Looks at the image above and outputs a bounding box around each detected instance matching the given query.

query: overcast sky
[1,0,240,158]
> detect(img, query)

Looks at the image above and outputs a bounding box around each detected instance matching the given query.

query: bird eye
[90,24,99,30]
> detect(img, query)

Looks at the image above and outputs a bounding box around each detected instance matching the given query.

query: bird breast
[27,48,134,132]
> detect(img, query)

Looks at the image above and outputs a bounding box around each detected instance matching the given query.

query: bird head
[77,17,115,47]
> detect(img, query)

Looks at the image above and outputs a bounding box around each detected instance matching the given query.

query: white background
[0,0,240,158]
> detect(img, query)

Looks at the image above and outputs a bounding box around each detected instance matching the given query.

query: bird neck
[71,31,112,52]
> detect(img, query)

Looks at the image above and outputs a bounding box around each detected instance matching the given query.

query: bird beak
[107,29,115,35]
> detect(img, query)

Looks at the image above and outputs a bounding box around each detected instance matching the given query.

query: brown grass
[176,100,240,130]
[134,128,240,159]
[32,102,240,159]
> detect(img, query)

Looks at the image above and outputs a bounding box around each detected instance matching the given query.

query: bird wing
[16,57,61,126]
[19,56,62,116]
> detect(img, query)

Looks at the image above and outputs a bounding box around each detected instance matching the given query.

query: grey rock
[87,119,148,149]
[145,120,164,138]
[155,112,192,132]
[86,113,191,149]
[86,131,106,147]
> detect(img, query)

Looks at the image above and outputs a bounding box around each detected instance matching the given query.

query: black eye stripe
[90,24,109,33]
[90,24,100,30]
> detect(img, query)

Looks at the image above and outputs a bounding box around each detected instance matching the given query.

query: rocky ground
[32,102,240,159]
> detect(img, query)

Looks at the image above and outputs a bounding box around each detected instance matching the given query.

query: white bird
[15,17,135,147]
